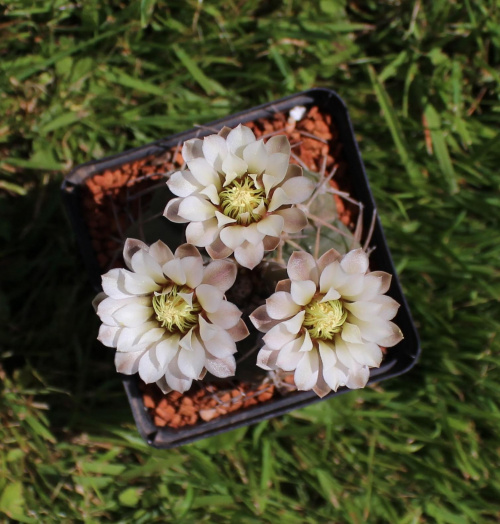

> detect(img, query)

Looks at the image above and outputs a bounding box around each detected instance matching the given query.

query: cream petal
[206,236,233,260]
[323,363,348,392]
[130,249,166,284]
[276,336,304,371]
[155,334,180,368]
[281,163,303,184]
[256,346,279,371]
[337,274,365,297]
[249,305,280,333]
[263,153,290,191]
[243,223,265,245]
[290,280,317,306]
[138,327,166,346]
[167,170,202,197]
[371,295,400,320]
[114,302,154,327]
[92,291,107,312]
[201,325,236,358]
[275,207,309,234]
[268,177,314,211]
[186,157,221,188]
[200,184,220,205]
[122,270,161,295]
[218,126,232,139]
[102,268,131,299]
[353,318,402,346]
[318,340,337,370]
[182,138,203,162]
[215,210,237,227]
[205,355,236,378]
[115,350,145,375]
[287,251,319,284]
[320,288,341,302]
[340,248,369,275]
[222,153,248,183]
[219,225,246,249]
[347,341,383,368]
[377,321,404,347]
[116,322,157,352]
[123,238,149,270]
[234,240,265,270]
[162,258,186,285]
[347,274,382,301]
[319,261,347,294]
[227,319,250,342]
[181,256,204,289]
[335,337,356,368]
[243,139,268,174]
[265,135,291,156]
[98,324,120,347]
[256,214,285,238]
[154,377,172,395]
[264,323,298,350]
[313,369,332,398]
[174,243,202,260]
[226,124,256,155]
[178,344,205,380]
[283,310,306,334]
[164,197,189,223]
[196,284,224,313]
[206,300,242,329]
[346,364,370,389]
[266,291,301,320]
[178,195,216,222]
[299,330,313,352]
[344,301,382,321]
[341,322,363,344]
[370,271,392,294]
[186,218,220,247]
[317,248,342,273]
[202,134,228,171]
[165,354,193,393]
[97,295,150,326]
[294,349,319,391]
[202,259,237,292]
[138,347,167,383]
[148,240,174,266]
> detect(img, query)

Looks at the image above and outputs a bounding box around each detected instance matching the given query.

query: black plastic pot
[62,88,420,449]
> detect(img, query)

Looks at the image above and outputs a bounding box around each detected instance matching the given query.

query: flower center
[219,177,268,225]
[152,285,201,334]
[303,298,348,340]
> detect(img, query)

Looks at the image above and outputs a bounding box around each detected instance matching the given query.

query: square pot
[62,88,420,449]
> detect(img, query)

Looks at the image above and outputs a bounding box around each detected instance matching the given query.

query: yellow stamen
[219,177,267,225]
[303,298,347,340]
[152,285,201,333]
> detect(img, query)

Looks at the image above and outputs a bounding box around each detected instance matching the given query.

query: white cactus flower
[94,239,249,393]
[250,248,403,397]
[164,124,315,269]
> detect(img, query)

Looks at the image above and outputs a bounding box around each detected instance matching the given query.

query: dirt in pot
[82,106,363,429]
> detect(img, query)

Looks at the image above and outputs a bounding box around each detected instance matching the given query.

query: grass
[1,0,500,521]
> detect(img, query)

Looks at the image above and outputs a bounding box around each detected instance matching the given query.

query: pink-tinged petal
[256,214,285,237]
[249,305,279,333]
[347,274,382,301]
[318,340,337,370]
[201,326,236,358]
[139,347,167,383]
[218,126,232,139]
[167,170,201,197]
[243,139,268,174]
[196,284,224,313]
[186,218,220,247]
[268,177,314,211]
[205,354,236,378]
[202,134,228,171]
[323,364,348,392]
[200,184,220,205]
[275,279,292,293]
[287,251,319,284]
[162,258,186,285]
[215,210,236,227]
[154,377,172,395]
[149,240,174,266]
[317,248,342,273]
[234,240,265,270]
[102,269,131,299]
[313,369,332,398]
[202,259,237,292]
[182,138,203,162]
[275,207,309,234]
[371,295,400,320]
[165,354,193,393]
[130,249,166,284]
[206,300,242,329]
[178,343,205,380]
[226,124,256,155]
[346,364,370,389]
[335,337,356,368]
[256,346,279,370]
[337,275,365,298]
[113,302,154,327]
[263,236,280,251]
[206,237,233,260]
[319,261,347,294]
[181,256,204,289]
[377,321,404,347]
[340,248,369,275]
[164,197,189,223]
[154,334,180,368]
[341,322,363,344]
[115,350,146,375]
[344,301,382,321]
[370,271,392,294]
[98,324,120,347]
[116,322,157,352]
[97,296,150,326]
[264,323,298,350]
[186,157,221,188]
[320,288,341,302]
[281,163,302,184]
[283,310,306,334]
[265,135,291,156]
[294,349,319,391]
[122,269,161,295]
[227,319,250,342]
[347,341,383,368]
[243,223,265,245]
[178,195,216,222]
[276,336,304,371]
[219,225,246,249]
[174,243,202,259]
[290,280,317,306]
[221,153,248,184]
[266,291,301,320]
[123,238,149,270]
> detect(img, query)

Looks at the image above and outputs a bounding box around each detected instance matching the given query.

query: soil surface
[81,105,359,429]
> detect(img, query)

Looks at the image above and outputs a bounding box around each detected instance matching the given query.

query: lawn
[1,0,500,522]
